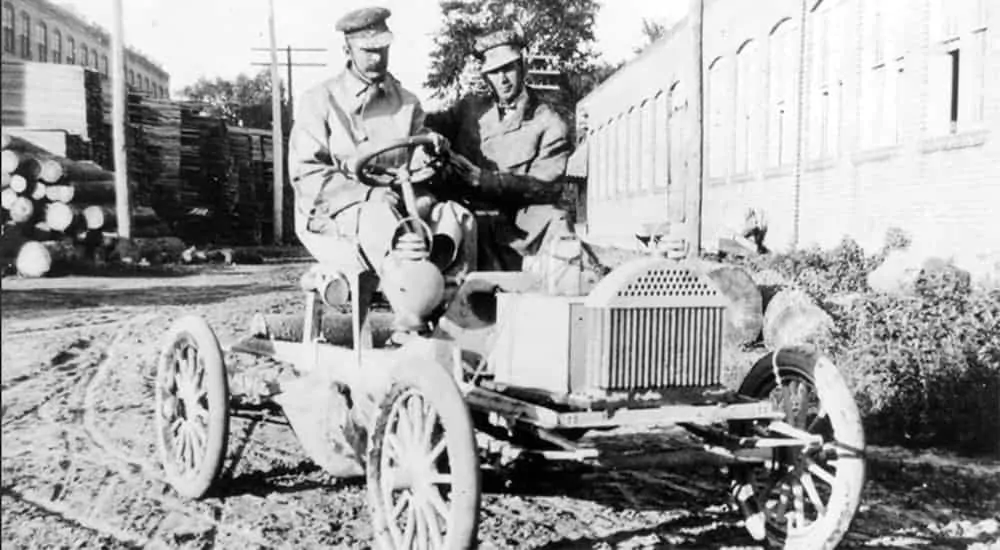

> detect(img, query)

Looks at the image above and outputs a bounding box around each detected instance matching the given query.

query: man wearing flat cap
[288,6,476,303]
[425,28,578,279]
[284,6,480,481]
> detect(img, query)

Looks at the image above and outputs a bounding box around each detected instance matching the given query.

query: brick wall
[579,0,999,256]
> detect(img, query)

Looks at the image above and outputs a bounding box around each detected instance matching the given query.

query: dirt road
[2,263,998,549]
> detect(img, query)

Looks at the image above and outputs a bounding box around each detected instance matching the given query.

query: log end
[15,241,52,278]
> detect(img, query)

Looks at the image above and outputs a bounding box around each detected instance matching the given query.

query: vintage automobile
[153,136,866,550]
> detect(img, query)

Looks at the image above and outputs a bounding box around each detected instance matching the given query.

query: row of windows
[705,0,990,182]
[583,0,991,201]
[2,2,168,98]
[584,83,690,201]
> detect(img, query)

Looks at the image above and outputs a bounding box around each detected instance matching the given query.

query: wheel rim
[156,335,211,479]
[378,388,453,549]
[753,374,845,539]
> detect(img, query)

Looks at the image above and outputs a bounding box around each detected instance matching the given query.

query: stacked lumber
[175,104,232,244]
[1,61,92,139]
[127,93,182,212]
[1,131,172,277]
[228,128,268,245]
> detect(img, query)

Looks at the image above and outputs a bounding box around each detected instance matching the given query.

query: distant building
[576,0,998,256]
[1,0,170,97]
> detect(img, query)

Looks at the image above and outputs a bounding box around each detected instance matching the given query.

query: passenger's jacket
[425,90,572,210]
[287,66,428,234]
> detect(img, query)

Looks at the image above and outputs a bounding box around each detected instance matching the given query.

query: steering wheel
[353,135,446,186]
[352,135,448,254]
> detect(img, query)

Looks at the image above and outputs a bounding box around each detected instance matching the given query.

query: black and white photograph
[1,0,998,548]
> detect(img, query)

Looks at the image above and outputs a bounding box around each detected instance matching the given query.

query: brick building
[1,0,169,97]
[577,0,998,256]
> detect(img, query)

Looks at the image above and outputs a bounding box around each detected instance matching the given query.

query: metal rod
[267,0,284,244]
[251,47,329,52]
[250,62,327,67]
[110,0,130,238]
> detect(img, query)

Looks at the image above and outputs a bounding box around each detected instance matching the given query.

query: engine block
[489,258,729,396]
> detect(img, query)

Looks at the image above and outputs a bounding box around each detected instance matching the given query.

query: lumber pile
[1,131,173,277]
[1,61,93,140]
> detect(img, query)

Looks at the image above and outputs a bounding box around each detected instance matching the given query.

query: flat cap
[336,6,394,48]
[474,29,526,72]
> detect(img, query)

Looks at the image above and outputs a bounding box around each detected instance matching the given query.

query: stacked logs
[1,131,172,277]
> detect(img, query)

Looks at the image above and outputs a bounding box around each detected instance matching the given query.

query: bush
[833,278,1000,454]
[719,228,1000,455]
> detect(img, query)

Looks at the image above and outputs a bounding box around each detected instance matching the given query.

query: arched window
[640,97,655,190]
[616,113,628,196]
[66,36,75,63]
[653,90,669,189]
[36,21,46,62]
[80,44,88,66]
[667,80,688,222]
[18,11,29,59]
[590,123,604,200]
[707,55,732,178]
[808,0,844,159]
[767,18,797,167]
[101,55,108,76]
[2,3,14,54]
[52,28,61,63]
[860,0,903,148]
[735,39,759,173]
[600,120,612,199]
[90,48,98,70]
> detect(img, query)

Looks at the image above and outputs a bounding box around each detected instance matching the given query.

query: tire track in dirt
[2,314,281,550]
[75,313,283,549]
[1,335,106,427]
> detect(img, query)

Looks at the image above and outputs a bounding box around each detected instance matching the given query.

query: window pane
[2,4,14,53]
[654,90,669,188]
[19,11,29,59]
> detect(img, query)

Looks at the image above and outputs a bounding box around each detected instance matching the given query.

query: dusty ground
[2,262,998,550]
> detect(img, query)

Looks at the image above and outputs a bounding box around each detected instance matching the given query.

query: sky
[58,0,690,109]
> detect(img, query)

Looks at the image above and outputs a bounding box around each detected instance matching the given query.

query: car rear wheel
[154,315,230,499]
[733,350,866,550]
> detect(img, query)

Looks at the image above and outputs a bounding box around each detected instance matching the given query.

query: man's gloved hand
[367,187,401,208]
[424,132,450,156]
[410,132,450,183]
[447,152,495,189]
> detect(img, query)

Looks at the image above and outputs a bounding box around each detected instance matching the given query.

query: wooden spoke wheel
[734,350,866,550]
[154,315,230,499]
[367,358,480,550]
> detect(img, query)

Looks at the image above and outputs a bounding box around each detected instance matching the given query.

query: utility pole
[267,0,284,244]
[250,46,327,125]
[692,0,705,255]
[287,46,294,118]
[111,0,130,238]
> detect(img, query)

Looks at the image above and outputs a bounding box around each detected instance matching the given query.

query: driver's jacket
[288,67,430,235]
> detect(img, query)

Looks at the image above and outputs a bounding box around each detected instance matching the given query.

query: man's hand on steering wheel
[352,134,449,189]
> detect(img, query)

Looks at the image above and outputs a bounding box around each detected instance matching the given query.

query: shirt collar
[497,88,530,120]
[341,63,394,113]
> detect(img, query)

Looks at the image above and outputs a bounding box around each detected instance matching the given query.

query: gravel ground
[2,263,998,550]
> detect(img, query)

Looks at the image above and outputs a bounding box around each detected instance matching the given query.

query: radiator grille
[618,268,718,298]
[586,306,724,390]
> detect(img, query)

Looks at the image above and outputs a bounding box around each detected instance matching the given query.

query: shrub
[718,228,1000,455]
[830,277,1000,454]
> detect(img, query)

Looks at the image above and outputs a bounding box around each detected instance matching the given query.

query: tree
[425,0,610,105]
[179,68,287,129]
[633,18,668,55]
